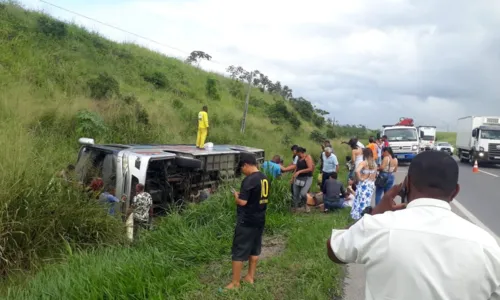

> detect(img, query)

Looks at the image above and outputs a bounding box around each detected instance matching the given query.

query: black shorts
[231,224,264,261]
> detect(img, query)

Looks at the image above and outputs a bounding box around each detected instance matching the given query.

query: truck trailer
[456,116,500,165]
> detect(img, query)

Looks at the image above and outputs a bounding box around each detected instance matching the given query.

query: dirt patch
[198,235,286,285]
[259,235,286,260]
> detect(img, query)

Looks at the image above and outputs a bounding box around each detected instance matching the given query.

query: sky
[19,0,500,130]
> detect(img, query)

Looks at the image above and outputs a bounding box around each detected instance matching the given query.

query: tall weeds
[5,179,294,299]
[0,1,350,278]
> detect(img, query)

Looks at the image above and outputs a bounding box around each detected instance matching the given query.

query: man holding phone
[226,153,270,290]
[326,151,500,300]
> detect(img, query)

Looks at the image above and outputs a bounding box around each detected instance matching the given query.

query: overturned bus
[75,137,265,216]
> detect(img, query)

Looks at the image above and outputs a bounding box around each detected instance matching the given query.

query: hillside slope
[0,2,357,273]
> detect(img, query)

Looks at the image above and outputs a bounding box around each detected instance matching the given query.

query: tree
[315,108,329,116]
[226,65,251,82]
[281,85,293,99]
[185,51,212,66]
[290,97,315,120]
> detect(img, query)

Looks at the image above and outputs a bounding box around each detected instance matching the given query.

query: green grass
[5,177,351,300]
[436,132,457,146]
[0,2,357,298]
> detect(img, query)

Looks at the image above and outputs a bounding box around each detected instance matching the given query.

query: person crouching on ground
[322,173,347,213]
[261,155,285,179]
[226,153,270,290]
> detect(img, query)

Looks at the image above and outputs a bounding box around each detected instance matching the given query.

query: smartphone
[399,177,408,203]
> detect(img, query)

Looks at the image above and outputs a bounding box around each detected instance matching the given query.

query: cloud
[20,0,500,130]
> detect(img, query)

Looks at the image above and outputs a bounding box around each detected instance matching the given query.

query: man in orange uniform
[367,136,378,161]
[196,105,209,149]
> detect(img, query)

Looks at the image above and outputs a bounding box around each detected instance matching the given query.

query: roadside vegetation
[0,2,372,298]
[5,178,351,299]
[436,132,457,146]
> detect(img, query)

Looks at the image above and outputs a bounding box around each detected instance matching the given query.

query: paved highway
[343,157,500,300]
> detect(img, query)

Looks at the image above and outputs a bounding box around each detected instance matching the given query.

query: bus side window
[131,175,139,200]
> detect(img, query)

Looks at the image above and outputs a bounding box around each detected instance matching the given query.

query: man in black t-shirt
[225,153,270,290]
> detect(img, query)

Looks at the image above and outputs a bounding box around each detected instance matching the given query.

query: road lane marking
[452,199,500,246]
[478,170,500,177]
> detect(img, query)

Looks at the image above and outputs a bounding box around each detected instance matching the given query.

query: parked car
[433,142,454,155]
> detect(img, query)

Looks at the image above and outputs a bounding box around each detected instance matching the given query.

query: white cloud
[19,0,500,130]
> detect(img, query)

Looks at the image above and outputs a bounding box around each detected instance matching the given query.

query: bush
[312,114,325,128]
[310,129,326,144]
[268,100,301,129]
[326,127,337,139]
[75,110,107,137]
[0,180,125,275]
[228,80,245,99]
[87,73,120,100]
[120,93,137,105]
[205,77,221,101]
[289,112,301,130]
[37,15,67,39]
[171,98,184,110]
[142,71,169,89]
[134,102,149,125]
[281,133,292,146]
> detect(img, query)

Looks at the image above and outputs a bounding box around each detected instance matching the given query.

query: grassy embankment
[436,132,457,146]
[1,3,355,299]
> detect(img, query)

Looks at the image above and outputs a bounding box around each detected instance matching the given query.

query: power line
[36,0,339,116]
[38,0,228,66]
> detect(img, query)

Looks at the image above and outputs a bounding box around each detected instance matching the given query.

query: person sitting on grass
[226,153,270,290]
[322,173,347,213]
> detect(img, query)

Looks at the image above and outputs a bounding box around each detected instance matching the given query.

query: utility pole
[240,72,253,134]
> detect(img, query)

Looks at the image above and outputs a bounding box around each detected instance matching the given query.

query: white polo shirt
[330,198,500,300]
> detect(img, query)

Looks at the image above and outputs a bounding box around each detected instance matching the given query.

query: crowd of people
[230,145,500,299]
[259,135,399,220]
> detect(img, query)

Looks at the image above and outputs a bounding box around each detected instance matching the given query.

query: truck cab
[379,125,420,162]
[457,116,500,165]
[418,126,437,151]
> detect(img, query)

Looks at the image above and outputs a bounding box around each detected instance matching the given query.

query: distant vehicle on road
[456,116,500,165]
[433,142,454,155]
[378,117,421,162]
[418,126,437,151]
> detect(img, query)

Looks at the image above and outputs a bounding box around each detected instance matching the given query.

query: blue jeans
[324,197,344,210]
[375,173,395,205]
[348,169,355,182]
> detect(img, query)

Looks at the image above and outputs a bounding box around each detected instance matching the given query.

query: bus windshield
[384,128,418,142]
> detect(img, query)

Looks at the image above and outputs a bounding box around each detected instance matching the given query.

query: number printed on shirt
[260,178,269,204]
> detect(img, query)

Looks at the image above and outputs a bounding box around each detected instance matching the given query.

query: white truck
[456,116,500,165]
[418,126,437,151]
[379,124,420,162]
